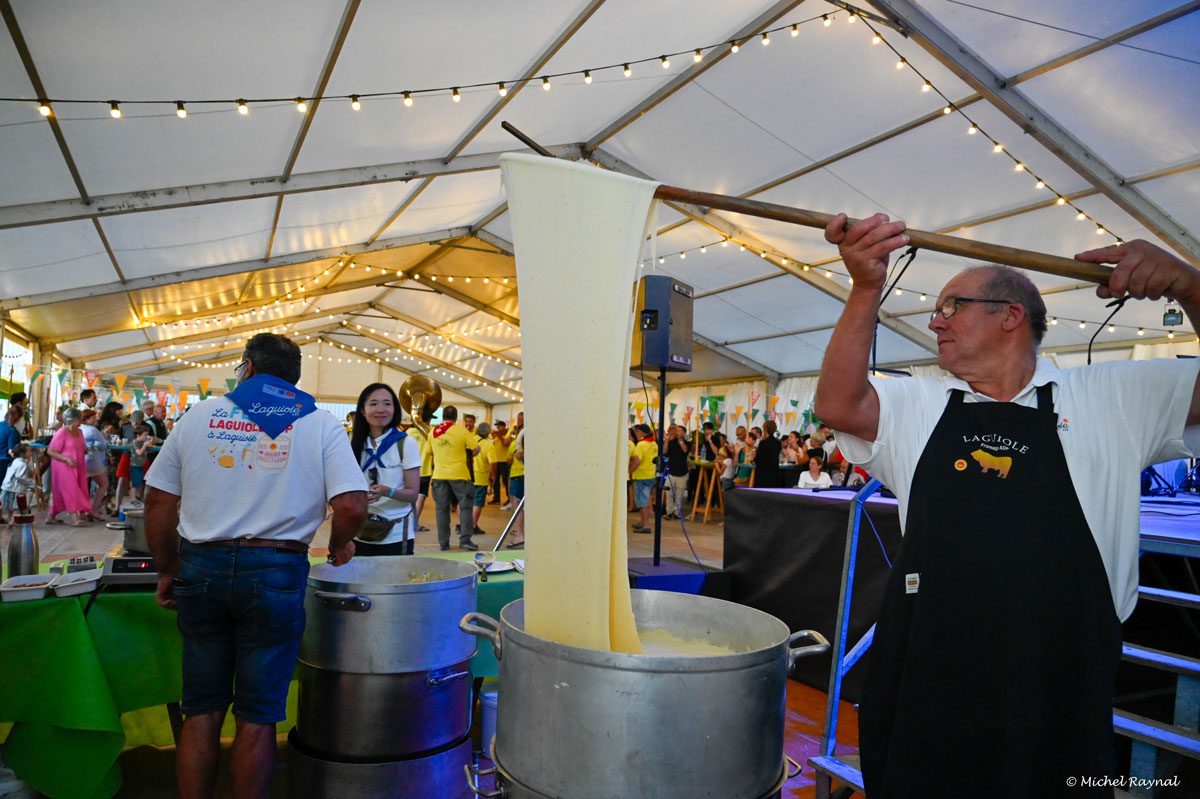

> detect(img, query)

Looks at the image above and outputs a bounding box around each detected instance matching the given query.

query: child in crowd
[2,444,36,525]
[128,424,153,503]
[718,439,737,492]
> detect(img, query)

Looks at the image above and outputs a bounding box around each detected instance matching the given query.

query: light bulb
[693,49,703,63]
[1014,163,1025,172]
[679,252,686,259]
[350,95,361,111]
[403,91,413,107]
[1078,321,1086,329]
[920,293,927,301]
[1169,331,1176,339]
[295,98,307,113]
[542,76,551,90]
[237,99,248,115]
[661,55,670,68]
[658,256,665,264]
[1035,181,1045,189]
[1137,328,1145,336]
[623,63,632,77]
[176,101,187,119]
[921,82,931,92]
[791,23,799,37]
[992,143,1003,153]
[1056,196,1066,205]
[1076,212,1086,221]
[38,101,52,117]
[731,42,740,53]
[825,270,833,278]
[1050,317,1058,325]
[498,82,507,97]
[848,13,857,23]
[109,101,121,119]
[699,246,707,253]
[1096,227,1106,235]
[967,124,977,134]
[896,58,907,69]
[942,105,952,115]
[452,87,462,102]
[1107,325,1115,332]
[823,14,832,26]
[761,32,770,46]
[872,34,882,44]
[583,70,592,84]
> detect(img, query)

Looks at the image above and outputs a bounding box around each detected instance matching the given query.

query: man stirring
[815,214,1200,797]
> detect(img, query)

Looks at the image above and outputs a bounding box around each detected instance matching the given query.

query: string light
[660,55,670,69]
[583,70,592,84]
[403,91,413,107]
[761,33,770,46]
[38,101,52,117]
[730,42,740,53]
[623,63,632,77]
[295,98,307,114]
[896,58,907,70]
[542,76,551,91]
[791,23,800,36]
[452,87,461,102]
[822,14,832,26]
[693,49,703,63]
[109,101,121,119]
[176,101,187,119]
[350,95,361,111]
[237,99,248,115]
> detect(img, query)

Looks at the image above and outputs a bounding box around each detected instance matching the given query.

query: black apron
[859,385,1121,798]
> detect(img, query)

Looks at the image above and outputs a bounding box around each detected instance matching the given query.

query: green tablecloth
[0,551,524,799]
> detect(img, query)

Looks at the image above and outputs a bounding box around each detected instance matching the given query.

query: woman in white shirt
[350,384,423,555]
[797,453,833,490]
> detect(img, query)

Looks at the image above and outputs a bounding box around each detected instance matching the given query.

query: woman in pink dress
[46,408,90,526]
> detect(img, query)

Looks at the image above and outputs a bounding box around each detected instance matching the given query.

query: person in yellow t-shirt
[407,425,434,533]
[628,423,658,533]
[470,423,492,537]
[430,406,481,550]
[504,427,526,548]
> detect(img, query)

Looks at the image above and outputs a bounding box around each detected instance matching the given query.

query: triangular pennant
[785,411,798,427]
[789,399,799,408]
[57,368,70,387]
[142,377,155,392]
[669,402,678,422]
[748,390,762,409]
[177,390,189,407]
[84,370,100,389]
[734,405,744,422]
[767,395,780,413]
[750,408,760,422]
[197,377,211,399]
[114,374,128,394]
[225,378,238,392]
[133,388,145,406]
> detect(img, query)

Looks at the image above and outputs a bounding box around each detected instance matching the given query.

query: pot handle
[464,763,505,798]
[313,591,372,612]
[786,629,830,675]
[460,612,503,661]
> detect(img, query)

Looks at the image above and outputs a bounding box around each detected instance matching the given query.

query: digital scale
[101,546,158,586]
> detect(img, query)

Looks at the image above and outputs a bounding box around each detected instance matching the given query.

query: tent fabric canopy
[1,0,1197,406]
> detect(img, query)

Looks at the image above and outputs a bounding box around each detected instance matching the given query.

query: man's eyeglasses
[233,359,248,379]
[930,296,1014,322]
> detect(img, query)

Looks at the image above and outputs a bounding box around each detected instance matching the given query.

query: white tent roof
[1,0,1197,404]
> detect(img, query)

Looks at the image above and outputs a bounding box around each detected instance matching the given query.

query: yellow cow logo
[970,449,1012,479]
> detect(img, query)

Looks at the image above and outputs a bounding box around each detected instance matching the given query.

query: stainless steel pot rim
[308,556,478,595]
[288,727,472,766]
[491,744,789,799]
[497,592,791,672]
[296,656,476,676]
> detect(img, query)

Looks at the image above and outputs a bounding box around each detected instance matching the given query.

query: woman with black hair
[350,383,422,555]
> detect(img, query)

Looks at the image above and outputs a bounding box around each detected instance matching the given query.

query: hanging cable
[1086,295,1130,365]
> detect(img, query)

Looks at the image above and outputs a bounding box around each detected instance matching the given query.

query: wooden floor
[6,499,861,797]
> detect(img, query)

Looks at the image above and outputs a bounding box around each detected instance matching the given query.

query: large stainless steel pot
[112,509,149,554]
[287,728,472,799]
[297,556,478,760]
[301,556,478,672]
[460,589,828,799]
[297,661,473,758]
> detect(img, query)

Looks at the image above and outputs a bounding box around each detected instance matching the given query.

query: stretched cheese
[501,153,659,653]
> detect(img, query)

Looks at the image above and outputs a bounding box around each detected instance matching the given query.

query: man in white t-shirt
[144,333,367,799]
[816,214,1200,798]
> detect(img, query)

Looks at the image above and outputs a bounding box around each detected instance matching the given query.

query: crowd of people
[623,417,871,528]
[0,390,174,527]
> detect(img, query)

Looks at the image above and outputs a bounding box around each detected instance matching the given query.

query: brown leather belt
[189,538,309,553]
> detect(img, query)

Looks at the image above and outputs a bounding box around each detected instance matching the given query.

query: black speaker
[631,275,693,372]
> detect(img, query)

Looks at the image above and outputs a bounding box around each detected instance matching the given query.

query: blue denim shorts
[474,484,489,506]
[508,475,525,501]
[633,478,654,509]
[174,541,310,723]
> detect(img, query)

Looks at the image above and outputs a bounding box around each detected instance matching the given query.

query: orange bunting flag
[767,395,780,413]
[114,374,128,394]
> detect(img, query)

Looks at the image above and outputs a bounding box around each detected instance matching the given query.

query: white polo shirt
[837,356,1200,620]
[146,396,366,545]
